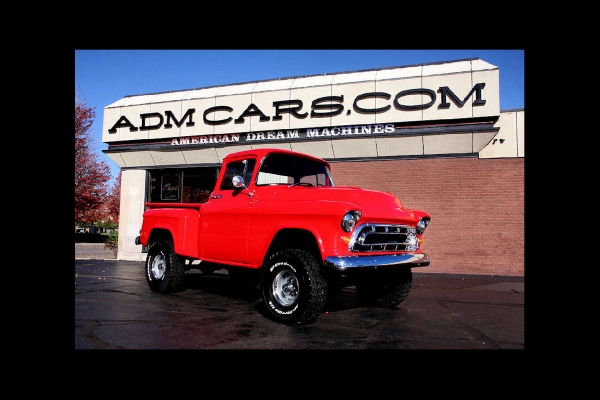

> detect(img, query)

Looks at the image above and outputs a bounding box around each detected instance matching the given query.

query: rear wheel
[356,269,412,308]
[145,240,185,293]
[261,249,327,326]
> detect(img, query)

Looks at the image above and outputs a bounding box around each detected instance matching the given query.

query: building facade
[102,58,524,276]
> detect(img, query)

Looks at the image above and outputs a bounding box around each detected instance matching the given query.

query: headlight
[416,218,430,234]
[341,210,361,232]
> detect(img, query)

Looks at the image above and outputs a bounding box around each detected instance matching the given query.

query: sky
[75,49,525,181]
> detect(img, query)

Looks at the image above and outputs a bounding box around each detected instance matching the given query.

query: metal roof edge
[105,57,491,107]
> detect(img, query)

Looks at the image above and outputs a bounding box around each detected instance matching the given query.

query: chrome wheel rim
[151,252,166,280]
[272,270,298,307]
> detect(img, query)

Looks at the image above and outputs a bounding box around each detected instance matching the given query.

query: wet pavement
[74,258,524,350]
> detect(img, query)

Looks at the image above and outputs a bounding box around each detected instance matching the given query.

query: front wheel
[261,249,327,326]
[356,269,412,308]
[145,240,185,293]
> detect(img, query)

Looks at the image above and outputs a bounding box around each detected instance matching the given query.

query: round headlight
[416,218,429,234]
[341,211,361,232]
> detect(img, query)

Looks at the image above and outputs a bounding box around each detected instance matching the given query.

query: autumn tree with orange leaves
[104,171,121,225]
[75,92,111,226]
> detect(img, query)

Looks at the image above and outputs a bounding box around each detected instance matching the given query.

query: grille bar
[349,224,417,252]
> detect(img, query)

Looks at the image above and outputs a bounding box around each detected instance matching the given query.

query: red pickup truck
[135,148,430,325]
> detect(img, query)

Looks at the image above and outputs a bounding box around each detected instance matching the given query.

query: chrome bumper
[323,253,430,272]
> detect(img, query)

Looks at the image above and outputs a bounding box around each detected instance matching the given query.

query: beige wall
[479,109,524,158]
[117,169,147,262]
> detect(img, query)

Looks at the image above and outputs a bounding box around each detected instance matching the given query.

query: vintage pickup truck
[135,148,431,325]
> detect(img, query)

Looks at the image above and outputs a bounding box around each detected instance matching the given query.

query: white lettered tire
[261,249,327,326]
[145,240,185,293]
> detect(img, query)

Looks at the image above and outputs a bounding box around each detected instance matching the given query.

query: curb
[75,243,117,260]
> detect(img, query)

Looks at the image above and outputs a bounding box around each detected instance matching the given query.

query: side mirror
[232,175,253,198]
[232,175,245,189]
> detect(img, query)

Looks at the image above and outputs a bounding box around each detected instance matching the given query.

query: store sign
[169,124,395,146]
[108,83,487,134]
[161,174,180,200]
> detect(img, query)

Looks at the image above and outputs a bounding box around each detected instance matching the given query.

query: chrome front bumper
[323,253,430,272]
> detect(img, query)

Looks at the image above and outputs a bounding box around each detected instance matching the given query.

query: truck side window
[220,159,256,190]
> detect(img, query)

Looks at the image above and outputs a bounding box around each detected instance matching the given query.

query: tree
[75,92,111,225]
[102,174,121,254]
[104,171,121,226]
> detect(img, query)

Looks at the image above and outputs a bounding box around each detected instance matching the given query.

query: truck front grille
[349,224,418,252]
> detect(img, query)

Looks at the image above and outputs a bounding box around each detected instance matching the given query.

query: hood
[256,185,421,224]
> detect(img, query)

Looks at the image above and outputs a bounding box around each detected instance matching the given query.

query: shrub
[104,231,118,257]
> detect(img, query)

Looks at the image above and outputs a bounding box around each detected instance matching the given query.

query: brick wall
[331,157,524,276]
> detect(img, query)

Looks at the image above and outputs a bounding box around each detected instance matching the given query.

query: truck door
[200,158,256,265]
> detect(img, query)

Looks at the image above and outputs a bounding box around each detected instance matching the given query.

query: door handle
[210,194,222,199]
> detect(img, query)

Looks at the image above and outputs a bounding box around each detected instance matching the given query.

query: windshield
[256,153,335,187]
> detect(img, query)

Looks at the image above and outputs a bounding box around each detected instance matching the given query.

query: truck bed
[144,202,204,211]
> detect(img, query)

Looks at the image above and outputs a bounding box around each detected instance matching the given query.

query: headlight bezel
[416,217,430,234]
[341,210,362,232]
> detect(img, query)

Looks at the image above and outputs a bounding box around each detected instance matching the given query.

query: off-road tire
[262,249,327,326]
[356,269,412,308]
[145,240,185,293]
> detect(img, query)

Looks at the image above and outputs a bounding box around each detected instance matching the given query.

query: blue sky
[75,49,524,181]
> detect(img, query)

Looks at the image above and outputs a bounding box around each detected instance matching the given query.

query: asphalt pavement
[75,249,525,350]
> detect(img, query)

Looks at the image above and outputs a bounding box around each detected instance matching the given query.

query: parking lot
[75,258,524,350]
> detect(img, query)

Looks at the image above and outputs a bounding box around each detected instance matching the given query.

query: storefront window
[160,174,180,200]
[148,167,218,203]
